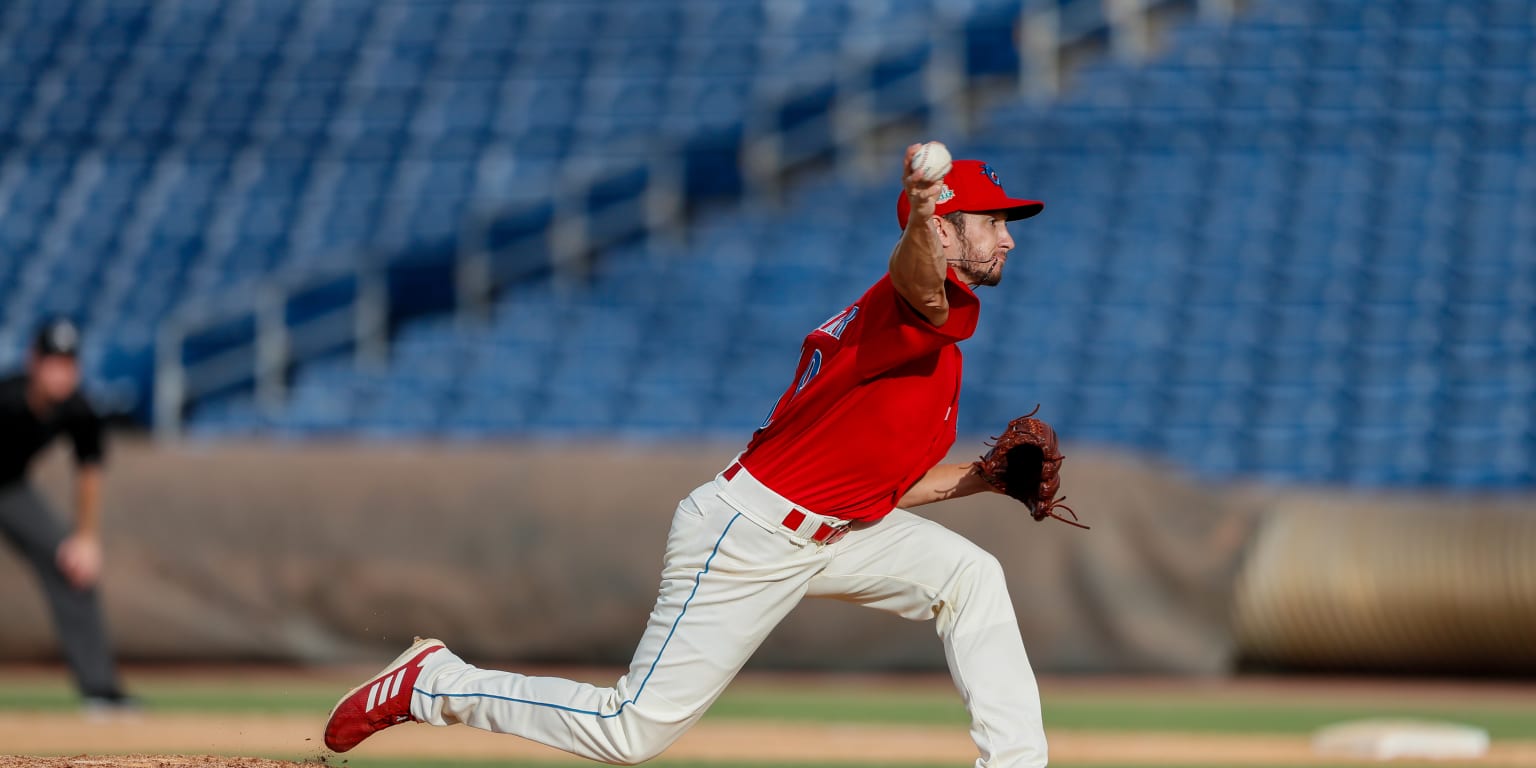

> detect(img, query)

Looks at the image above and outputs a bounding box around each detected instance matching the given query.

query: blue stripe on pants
[413,512,744,718]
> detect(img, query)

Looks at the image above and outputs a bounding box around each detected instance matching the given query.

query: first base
[1312,719,1490,760]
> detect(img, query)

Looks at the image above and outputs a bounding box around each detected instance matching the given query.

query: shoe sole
[325,636,446,734]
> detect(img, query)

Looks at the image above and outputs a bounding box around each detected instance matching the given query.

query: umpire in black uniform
[0,319,130,707]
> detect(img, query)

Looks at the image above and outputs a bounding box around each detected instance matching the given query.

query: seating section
[194,0,1536,488]
[0,0,970,379]
[4,0,1529,487]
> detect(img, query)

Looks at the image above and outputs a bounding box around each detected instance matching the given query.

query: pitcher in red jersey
[326,144,1055,768]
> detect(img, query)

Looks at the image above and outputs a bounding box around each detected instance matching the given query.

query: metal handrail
[152,0,1217,437]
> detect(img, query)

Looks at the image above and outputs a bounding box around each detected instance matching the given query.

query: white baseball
[911,141,953,182]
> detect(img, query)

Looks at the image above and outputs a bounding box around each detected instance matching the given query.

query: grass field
[4,671,1533,738]
[2,665,1532,768]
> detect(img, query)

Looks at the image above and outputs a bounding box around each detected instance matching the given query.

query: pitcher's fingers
[904,143,922,169]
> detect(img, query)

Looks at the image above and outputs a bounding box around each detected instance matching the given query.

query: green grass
[713,690,1536,739]
[1041,698,1536,739]
[0,680,340,714]
[703,689,967,725]
[699,685,1536,739]
[3,672,1533,741]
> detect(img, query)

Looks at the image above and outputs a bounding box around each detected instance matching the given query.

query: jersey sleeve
[65,395,106,467]
[852,268,980,377]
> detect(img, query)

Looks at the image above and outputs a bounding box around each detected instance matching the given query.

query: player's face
[954,212,1015,287]
[28,354,80,404]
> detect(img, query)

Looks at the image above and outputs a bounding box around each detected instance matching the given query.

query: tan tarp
[1234,492,1536,673]
[1,439,1258,673]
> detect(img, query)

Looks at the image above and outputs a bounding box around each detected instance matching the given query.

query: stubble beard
[958,240,1003,287]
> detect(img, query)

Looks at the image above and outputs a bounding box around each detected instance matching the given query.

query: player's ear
[930,215,955,248]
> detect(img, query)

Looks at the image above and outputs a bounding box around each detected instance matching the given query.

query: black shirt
[0,372,105,488]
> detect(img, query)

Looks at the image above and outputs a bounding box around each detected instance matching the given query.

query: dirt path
[0,759,302,768]
[4,712,1534,766]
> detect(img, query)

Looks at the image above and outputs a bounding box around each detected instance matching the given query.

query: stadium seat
[3,0,1528,487]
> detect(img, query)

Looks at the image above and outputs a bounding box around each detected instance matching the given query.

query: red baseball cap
[896,159,1043,229]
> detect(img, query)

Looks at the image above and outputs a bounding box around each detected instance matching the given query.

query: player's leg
[805,509,1047,768]
[0,484,123,701]
[410,482,827,764]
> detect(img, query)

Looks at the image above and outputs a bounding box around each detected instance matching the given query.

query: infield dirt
[5,671,1535,767]
[4,713,1536,766]
[0,759,306,768]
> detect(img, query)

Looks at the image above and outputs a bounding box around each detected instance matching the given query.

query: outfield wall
[2,439,1530,674]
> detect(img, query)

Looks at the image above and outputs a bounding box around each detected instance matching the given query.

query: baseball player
[326,145,1074,768]
[0,319,133,710]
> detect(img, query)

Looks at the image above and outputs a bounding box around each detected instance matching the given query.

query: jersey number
[759,306,856,430]
[759,347,823,430]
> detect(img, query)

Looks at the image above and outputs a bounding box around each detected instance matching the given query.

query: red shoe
[324,636,447,752]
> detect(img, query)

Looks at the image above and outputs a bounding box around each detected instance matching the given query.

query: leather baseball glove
[972,406,1087,529]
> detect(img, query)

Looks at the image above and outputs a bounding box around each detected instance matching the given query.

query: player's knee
[606,739,667,765]
[950,547,1007,603]
[601,723,683,765]
[933,546,1011,633]
[962,546,1005,582]
[601,750,645,766]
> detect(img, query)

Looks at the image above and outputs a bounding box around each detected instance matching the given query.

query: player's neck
[23,380,62,418]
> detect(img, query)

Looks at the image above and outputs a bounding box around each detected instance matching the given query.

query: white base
[1312,719,1490,761]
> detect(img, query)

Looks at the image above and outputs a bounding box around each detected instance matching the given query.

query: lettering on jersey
[759,392,784,430]
[793,349,823,402]
[814,306,859,340]
[758,347,824,431]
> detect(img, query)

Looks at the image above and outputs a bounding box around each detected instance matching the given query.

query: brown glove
[972,406,1087,529]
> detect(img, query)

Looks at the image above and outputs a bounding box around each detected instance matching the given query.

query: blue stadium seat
[3,0,1526,486]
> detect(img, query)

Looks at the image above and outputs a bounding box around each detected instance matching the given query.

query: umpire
[0,318,131,708]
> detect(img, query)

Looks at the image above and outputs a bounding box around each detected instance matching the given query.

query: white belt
[714,460,851,546]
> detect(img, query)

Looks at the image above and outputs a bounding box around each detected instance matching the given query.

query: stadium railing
[152,0,1229,437]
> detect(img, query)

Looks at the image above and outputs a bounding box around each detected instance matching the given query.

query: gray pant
[0,482,121,698]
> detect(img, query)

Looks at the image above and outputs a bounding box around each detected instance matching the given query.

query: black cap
[32,318,81,358]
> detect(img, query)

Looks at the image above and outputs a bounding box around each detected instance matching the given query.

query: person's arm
[56,464,103,590]
[889,144,951,327]
[897,463,997,509]
[58,400,107,591]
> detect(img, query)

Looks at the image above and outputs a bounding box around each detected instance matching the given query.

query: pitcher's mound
[0,758,316,768]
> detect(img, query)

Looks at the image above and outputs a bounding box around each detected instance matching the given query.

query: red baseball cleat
[324,636,447,752]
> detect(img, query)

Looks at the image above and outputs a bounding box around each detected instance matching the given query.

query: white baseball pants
[411,466,1048,767]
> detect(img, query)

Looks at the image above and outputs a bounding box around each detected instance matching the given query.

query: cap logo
[979,163,1002,187]
[51,324,77,351]
[937,184,955,203]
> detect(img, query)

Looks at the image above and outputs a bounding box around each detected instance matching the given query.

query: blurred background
[0,0,1533,684]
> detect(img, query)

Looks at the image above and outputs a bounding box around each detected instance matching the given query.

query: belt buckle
[777,502,847,546]
[812,521,849,546]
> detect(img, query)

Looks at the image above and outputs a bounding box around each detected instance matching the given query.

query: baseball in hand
[911,141,953,182]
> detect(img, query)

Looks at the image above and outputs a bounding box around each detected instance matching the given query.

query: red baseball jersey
[738,267,981,522]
